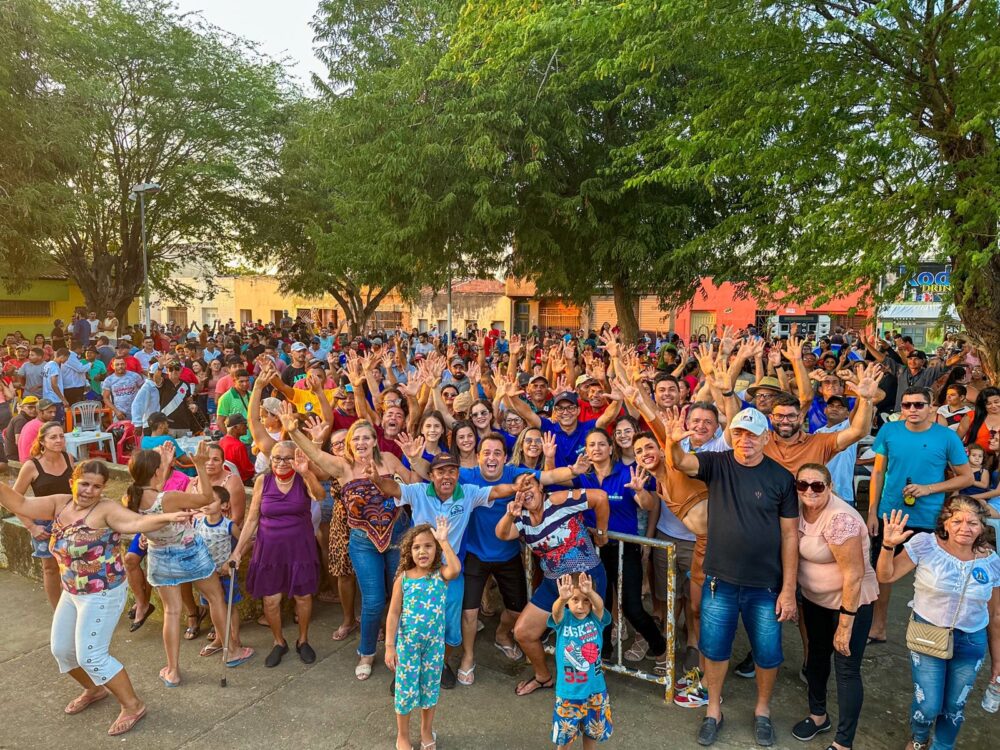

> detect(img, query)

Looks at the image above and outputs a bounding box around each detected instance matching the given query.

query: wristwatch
[595,529,607,538]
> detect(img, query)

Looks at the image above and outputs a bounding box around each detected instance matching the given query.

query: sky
[170,0,326,89]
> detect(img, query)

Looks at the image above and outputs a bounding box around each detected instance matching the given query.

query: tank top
[30,452,73,496]
[140,491,195,547]
[49,502,125,595]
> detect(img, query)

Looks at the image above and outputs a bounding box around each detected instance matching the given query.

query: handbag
[905,567,972,659]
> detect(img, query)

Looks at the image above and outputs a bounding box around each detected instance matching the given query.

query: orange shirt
[763,431,841,475]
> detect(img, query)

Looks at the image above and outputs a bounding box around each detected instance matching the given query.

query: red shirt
[123,355,143,375]
[219,434,255,483]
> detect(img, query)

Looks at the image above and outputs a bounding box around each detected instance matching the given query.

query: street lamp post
[129,182,161,331]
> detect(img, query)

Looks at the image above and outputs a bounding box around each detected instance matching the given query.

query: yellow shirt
[289,388,337,416]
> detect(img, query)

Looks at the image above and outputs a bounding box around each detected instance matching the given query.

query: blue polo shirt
[396,482,493,558]
[806,392,856,433]
[540,416,597,467]
[574,461,652,536]
[460,465,539,562]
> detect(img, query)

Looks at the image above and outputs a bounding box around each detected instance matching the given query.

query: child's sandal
[420,731,437,749]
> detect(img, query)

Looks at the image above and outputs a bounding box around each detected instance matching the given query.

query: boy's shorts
[551,691,613,746]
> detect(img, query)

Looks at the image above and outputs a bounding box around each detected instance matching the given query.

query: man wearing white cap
[282,341,309,387]
[664,407,798,748]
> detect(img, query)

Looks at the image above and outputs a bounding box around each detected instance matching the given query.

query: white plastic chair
[70,401,102,432]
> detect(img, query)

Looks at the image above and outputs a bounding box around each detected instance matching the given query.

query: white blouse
[905,532,1000,632]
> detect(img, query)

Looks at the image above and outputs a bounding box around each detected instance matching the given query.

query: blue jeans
[348,526,405,657]
[699,575,783,669]
[909,616,987,750]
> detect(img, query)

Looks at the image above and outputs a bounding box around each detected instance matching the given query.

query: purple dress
[246,473,320,598]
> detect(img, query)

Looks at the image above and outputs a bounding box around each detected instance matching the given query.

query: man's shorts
[652,531,694,599]
[461,551,528,613]
[445,574,464,648]
[551,691,613,746]
[699,576,783,669]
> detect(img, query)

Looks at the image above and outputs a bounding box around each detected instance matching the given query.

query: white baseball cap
[729,408,769,436]
[290,342,307,352]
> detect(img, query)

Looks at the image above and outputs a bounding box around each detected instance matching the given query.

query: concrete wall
[409,290,509,333]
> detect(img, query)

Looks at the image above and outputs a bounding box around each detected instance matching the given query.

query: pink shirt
[797,496,879,610]
[215,374,233,397]
[17,418,43,462]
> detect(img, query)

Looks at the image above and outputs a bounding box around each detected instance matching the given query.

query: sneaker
[673,681,709,709]
[791,716,831,741]
[734,651,756,678]
[675,666,703,692]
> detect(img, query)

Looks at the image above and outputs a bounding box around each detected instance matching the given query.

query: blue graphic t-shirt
[548,609,612,699]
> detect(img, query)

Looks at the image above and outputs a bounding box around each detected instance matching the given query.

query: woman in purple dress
[229,441,324,668]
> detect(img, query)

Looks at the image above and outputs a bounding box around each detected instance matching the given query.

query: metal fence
[524,529,678,703]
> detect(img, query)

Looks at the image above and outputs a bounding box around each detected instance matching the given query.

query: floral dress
[394,570,446,715]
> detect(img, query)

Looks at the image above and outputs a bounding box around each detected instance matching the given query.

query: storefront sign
[902,264,951,303]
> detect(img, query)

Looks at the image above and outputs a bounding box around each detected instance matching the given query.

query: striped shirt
[514,490,600,579]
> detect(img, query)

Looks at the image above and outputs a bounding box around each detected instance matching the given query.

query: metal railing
[524,529,677,703]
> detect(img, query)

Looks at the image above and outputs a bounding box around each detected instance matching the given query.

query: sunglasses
[900,401,928,409]
[795,480,828,493]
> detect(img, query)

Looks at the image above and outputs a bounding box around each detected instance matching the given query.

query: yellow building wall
[0,279,139,338]
[410,291,510,334]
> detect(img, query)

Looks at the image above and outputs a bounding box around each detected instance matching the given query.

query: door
[689,311,717,340]
[167,307,188,328]
[513,301,530,335]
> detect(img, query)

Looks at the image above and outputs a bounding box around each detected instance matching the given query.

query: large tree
[0,0,81,283]
[445,1,721,341]
[44,0,289,323]
[596,1,1000,364]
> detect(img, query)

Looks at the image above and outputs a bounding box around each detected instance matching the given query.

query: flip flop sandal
[183,625,200,640]
[421,731,437,749]
[108,707,147,736]
[129,603,156,633]
[457,664,476,685]
[200,643,224,657]
[514,675,554,696]
[867,636,887,646]
[493,640,523,661]
[65,688,110,715]
[206,629,216,641]
[331,622,359,641]
[226,646,255,668]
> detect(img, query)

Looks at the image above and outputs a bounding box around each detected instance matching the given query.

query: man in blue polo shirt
[504,385,621,467]
[368,453,519,689]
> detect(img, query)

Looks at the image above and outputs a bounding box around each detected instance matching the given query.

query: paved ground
[0,570,993,750]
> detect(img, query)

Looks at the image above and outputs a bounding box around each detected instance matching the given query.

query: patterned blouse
[49,503,125,595]
[340,476,401,553]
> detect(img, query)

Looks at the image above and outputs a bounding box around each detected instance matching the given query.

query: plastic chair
[69,401,102,432]
[224,460,241,477]
[987,518,1000,545]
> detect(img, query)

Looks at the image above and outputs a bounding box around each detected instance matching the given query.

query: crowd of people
[0,312,998,749]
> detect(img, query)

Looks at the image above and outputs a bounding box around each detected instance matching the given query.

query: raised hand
[881,509,913,547]
[279,401,300,433]
[556,573,574,602]
[395,433,425,460]
[541,431,557,460]
[625,465,650,492]
[599,331,619,359]
[577,571,593,595]
[432,515,450,544]
[292,447,311,475]
[157,439,177,466]
[507,493,525,518]
[189,440,209,467]
[661,406,694,443]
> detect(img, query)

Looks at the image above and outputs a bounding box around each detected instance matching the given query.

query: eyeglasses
[795,480,827,493]
[771,413,800,422]
[471,411,490,419]
[900,401,928,409]
[522,438,542,445]
[271,455,294,464]
[554,404,577,412]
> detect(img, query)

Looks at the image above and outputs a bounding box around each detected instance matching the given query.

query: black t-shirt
[695,451,798,589]
[282,366,307,388]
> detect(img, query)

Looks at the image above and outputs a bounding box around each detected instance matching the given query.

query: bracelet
[721,390,735,397]
[882,543,895,551]
[838,606,857,616]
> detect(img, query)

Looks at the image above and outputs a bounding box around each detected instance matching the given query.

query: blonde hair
[344,420,382,465]
[31,421,64,458]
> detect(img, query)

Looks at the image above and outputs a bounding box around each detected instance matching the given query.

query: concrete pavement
[0,570,993,749]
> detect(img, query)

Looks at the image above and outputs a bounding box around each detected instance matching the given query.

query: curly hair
[934,496,990,552]
[396,524,442,576]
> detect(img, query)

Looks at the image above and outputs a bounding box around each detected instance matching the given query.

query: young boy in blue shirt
[550,571,613,749]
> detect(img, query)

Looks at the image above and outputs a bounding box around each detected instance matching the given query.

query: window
[373,311,403,330]
[239,309,252,325]
[754,309,775,334]
[0,300,51,317]
[201,307,219,327]
[166,307,188,328]
[513,301,530,335]
[418,319,428,332]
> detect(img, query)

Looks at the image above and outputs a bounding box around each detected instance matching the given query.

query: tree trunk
[951,250,1000,382]
[611,274,639,343]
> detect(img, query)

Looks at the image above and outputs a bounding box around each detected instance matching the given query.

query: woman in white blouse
[877,498,1000,750]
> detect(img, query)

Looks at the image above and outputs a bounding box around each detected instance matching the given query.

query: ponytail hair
[126,449,162,512]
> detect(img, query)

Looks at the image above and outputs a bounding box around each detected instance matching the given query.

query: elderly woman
[228,440,324,668]
[0,461,192,735]
[284,413,418,680]
[495,473,610,696]
[792,464,879,749]
[878,499,1000,750]
[11,421,73,609]
[128,442,246,686]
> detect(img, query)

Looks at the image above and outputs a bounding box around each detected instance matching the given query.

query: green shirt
[87,359,107,394]
[216,387,251,444]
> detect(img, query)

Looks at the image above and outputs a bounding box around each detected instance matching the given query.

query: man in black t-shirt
[665,407,798,748]
[281,341,309,387]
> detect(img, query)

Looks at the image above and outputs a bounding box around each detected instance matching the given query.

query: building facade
[410,280,509,335]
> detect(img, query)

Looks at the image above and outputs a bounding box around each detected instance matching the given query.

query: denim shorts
[530,563,607,612]
[699,575,783,668]
[146,537,216,587]
[29,520,53,559]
